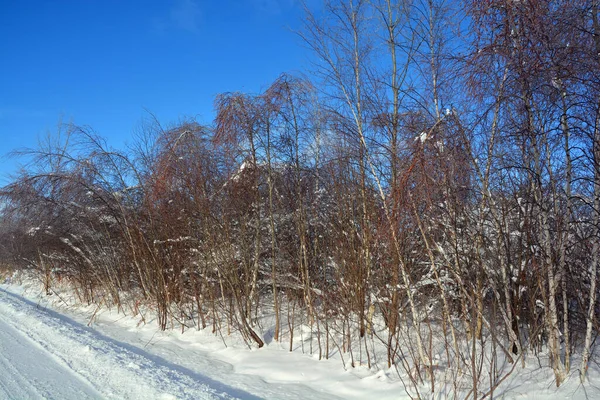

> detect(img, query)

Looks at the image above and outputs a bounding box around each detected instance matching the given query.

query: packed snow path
[0,288,259,400]
[0,318,101,399]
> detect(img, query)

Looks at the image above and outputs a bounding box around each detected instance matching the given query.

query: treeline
[1,0,599,396]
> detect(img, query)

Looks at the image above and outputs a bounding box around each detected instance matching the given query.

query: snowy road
[0,318,101,399]
[0,288,259,400]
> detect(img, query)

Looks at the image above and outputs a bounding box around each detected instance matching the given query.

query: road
[0,287,259,400]
[0,317,101,399]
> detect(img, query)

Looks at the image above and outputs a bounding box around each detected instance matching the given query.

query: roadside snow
[2,276,600,399]
[0,282,400,399]
[0,287,251,399]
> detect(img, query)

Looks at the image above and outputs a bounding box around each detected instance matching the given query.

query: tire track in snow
[0,288,261,400]
[0,318,102,399]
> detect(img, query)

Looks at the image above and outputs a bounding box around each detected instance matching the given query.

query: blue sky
[0,0,314,185]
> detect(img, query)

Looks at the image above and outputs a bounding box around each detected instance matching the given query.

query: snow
[2,275,600,399]
[0,287,242,399]
[0,318,101,399]
[0,280,400,399]
[416,131,428,143]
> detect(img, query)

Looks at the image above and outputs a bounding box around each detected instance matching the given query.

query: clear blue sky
[0,0,315,185]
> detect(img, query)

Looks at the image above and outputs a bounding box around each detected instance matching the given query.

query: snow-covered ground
[0,316,101,399]
[2,275,600,399]
[0,279,401,399]
[0,287,259,399]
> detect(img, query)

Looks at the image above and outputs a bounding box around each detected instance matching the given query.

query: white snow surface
[2,276,600,399]
[0,288,249,400]
[0,281,399,399]
[0,317,101,399]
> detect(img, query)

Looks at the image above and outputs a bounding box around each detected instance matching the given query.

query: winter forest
[1,0,599,397]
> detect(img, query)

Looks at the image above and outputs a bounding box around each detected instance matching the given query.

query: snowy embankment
[2,274,600,399]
